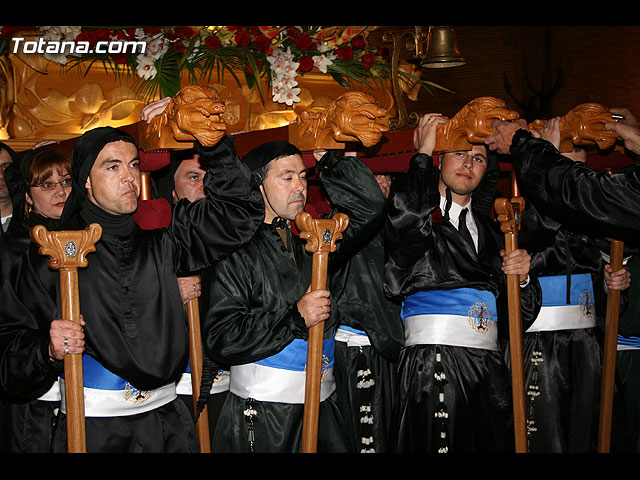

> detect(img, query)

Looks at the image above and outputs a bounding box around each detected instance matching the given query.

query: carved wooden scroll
[434,96,521,152]
[30,223,102,453]
[528,103,621,152]
[494,196,528,453]
[288,91,389,151]
[138,85,227,151]
[295,211,349,453]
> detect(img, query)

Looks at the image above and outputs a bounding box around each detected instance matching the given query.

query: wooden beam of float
[30,223,102,453]
[295,212,349,454]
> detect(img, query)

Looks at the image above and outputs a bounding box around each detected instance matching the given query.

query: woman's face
[26,167,72,219]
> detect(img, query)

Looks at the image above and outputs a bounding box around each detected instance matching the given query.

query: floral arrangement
[0,25,441,106]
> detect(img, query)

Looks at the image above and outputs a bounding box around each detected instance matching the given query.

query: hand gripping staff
[598,238,624,452]
[494,173,528,453]
[140,169,211,453]
[30,223,102,453]
[295,211,349,453]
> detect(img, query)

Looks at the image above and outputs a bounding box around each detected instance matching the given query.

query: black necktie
[458,208,475,251]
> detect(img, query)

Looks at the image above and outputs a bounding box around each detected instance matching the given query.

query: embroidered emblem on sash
[124,382,151,404]
[213,369,229,384]
[468,302,492,333]
[579,290,594,317]
[305,355,331,383]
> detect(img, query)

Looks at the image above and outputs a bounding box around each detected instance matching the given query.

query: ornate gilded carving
[434,96,521,152]
[138,85,227,151]
[1,47,144,144]
[288,91,389,150]
[528,103,620,152]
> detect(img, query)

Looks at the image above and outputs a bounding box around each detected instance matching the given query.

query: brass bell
[422,26,465,68]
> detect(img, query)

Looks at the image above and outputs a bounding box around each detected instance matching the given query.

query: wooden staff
[494,171,528,453]
[31,223,102,453]
[140,171,211,453]
[295,211,349,453]
[598,238,625,453]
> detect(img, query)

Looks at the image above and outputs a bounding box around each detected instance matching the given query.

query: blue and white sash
[618,335,640,351]
[402,288,499,351]
[230,338,335,404]
[176,360,230,396]
[60,355,176,417]
[335,325,371,347]
[526,274,595,333]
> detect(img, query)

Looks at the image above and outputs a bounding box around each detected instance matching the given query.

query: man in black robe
[153,147,230,445]
[0,127,264,453]
[514,118,630,452]
[202,141,385,453]
[332,172,404,453]
[384,113,541,453]
[485,109,640,235]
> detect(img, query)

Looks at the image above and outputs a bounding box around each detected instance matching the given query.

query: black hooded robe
[384,152,541,453]
[516,200,609,453]
[331,223,404,453]
[0,146,67,453]
[202,150,385,453]
[0,129,264,453]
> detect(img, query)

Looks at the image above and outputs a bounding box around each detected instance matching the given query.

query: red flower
[350,34,366,50]
[376,46,390,61]
[335,46,353,60]
[294,32,315,51]
[143,27,163,36]
[174,26,197,39]
[235,30,251,47]
[360,52,376,69]
[299,55,314,72]
[248,26,261,35]
[286,27,300,37]
[205,35,222,50]
[1,26,20,37]
[252,34,271,52]
[115,28,137,41]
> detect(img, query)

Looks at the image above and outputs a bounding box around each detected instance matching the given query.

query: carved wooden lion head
[435,96,520,152]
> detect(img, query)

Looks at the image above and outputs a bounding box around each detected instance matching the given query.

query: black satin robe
[509,129,640,238]
[332,226,403,453]
[203,151,385,453]
[516,201,608,453]
[0,141,264,403]
[384,152,541,453]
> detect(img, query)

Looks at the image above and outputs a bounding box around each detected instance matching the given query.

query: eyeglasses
[30,178,72,191]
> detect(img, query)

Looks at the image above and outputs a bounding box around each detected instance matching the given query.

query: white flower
[312,53,334,73]
[135,53,157,80]
[268,47,302,105]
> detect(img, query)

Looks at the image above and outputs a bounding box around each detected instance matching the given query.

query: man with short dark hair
[385,113,541,453]
[202,141,385,453]
[0,127,263,453]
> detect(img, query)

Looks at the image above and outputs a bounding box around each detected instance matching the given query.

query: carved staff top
[295,212,350,257]
[30,223,103,271]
